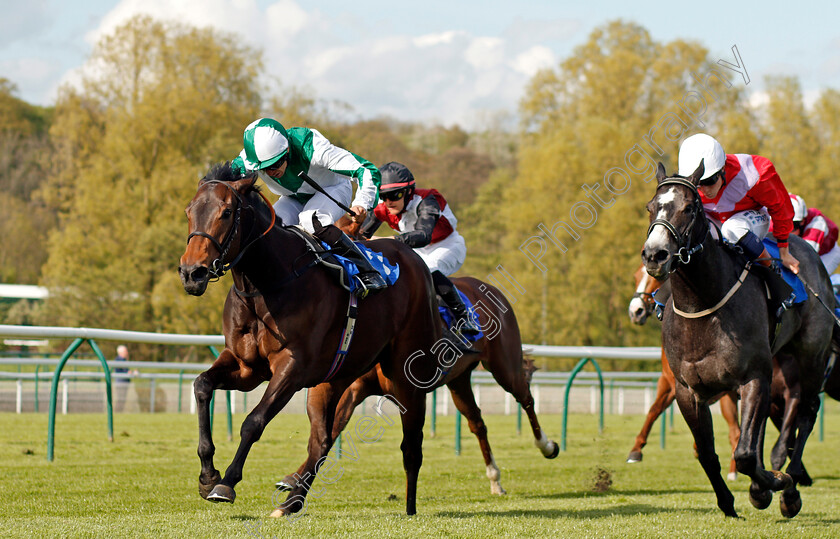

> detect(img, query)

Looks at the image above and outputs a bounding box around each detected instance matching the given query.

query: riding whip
[297,171,360,219]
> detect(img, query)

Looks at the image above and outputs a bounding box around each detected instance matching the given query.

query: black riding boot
[738,232,794,315]
[314,223,387,298]
[432,270,480,337]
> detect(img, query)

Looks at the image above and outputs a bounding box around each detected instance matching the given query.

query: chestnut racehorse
[178,162,443,516]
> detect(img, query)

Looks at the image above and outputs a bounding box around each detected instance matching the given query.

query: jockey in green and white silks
[231,118,380,234]
[231,118,387,297]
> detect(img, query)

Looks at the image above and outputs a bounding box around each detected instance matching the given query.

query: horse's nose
[179,264,208,284]
[642,246,670,266]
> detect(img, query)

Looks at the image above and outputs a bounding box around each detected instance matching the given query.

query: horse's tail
[522,353,538,384]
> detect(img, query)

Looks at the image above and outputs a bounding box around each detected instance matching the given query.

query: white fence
[0,324,667,416]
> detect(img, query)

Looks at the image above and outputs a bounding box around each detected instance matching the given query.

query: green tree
[0,81,55,285]
[758,76,818,197]
[473,20,744,349]
[38,15,262,334]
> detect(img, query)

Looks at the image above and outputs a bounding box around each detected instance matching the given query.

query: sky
[2,0,839,129]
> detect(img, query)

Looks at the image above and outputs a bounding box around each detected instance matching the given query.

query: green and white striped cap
[240,118,289,171]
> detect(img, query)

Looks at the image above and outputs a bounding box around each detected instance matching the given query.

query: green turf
[2,403,840,538]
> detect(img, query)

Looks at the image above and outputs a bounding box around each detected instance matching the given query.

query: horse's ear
[656,162,667,184]
[688,159,705,186]
[232,173,258,194]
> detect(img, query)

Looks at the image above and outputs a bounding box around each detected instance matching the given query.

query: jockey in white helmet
[783,193,840,274]
[678,133,799,274]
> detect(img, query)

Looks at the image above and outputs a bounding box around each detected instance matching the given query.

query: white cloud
[413,31,462,48]
[464,37,504,70]
[43,0,581,128]
[510,45,555,76]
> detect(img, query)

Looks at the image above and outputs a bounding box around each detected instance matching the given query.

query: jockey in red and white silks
[365,187,466,276]
[361,161,477,336]
[678,133,798,273]
[783,194,840,274]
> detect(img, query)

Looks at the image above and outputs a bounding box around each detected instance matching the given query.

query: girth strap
[322,294,359,383]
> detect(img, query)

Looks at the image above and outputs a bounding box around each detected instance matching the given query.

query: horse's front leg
[206,369,299,504]
[628,373,675,463]
[275,376,369,493]
[736,377,793,511]
[675,383,737,517]
[718,392,741,481]
[195,352,239,499]
[272,380,351,517]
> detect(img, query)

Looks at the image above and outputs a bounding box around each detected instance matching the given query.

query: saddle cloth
[438,288,484,342]
[762,239,807,305]
[318,240,400,294]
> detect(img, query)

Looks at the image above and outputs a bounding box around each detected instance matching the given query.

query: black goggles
[381,190,406,202]
[697,170,724,187]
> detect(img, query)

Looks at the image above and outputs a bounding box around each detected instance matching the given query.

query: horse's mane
[201,162,260,193]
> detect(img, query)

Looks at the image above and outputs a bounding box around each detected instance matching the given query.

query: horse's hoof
[626,451,643,463]
[749,484,773,510]
[727,472,738,481]
[780,489,802,518]
[207,484,236,503]
[275,477,294,492]
[794,467,813,487]
[198,470,222,499]
[771,470,793,491]
[490,483,507,495]
[545,441,560,459]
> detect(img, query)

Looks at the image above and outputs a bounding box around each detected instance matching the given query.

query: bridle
[647,177,708,269]
[186,180,276,279]
[631,290,656,316]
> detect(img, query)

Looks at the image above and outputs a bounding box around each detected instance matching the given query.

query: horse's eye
[222,209,232,219]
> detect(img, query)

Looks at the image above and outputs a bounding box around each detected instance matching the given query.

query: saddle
[288,226,398,294]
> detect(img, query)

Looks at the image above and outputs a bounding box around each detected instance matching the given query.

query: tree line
[1,17,838,366]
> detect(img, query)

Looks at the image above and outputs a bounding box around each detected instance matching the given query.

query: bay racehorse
[642,161,834,518]
[178,162,443,516]
[626,265,740,480]
[276,275,559,500]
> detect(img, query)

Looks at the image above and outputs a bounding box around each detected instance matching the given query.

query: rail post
[561,358,604,451]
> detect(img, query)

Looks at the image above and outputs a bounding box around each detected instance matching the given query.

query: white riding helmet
[678,133,726,181]
[789,193,807,222]
[239,118,290,171]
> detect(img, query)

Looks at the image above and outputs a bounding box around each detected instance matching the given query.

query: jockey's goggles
[697,169,724,187]
[381,189,407,202]
[264,154,289,171]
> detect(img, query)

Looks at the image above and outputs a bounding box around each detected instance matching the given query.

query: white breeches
[821,244,840,275]
[273,182,352,233]
[415,232,467,276]
[713,208,771,244]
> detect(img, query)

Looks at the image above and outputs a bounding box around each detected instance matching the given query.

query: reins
[186,181,276,279]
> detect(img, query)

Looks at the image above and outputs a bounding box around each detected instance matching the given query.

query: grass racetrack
[3,403,840,538]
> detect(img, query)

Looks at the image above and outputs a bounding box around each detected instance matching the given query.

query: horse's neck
[671,234,737,310]
[231,201,307,293]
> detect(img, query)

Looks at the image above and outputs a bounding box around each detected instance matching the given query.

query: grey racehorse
[641,161,834,518]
